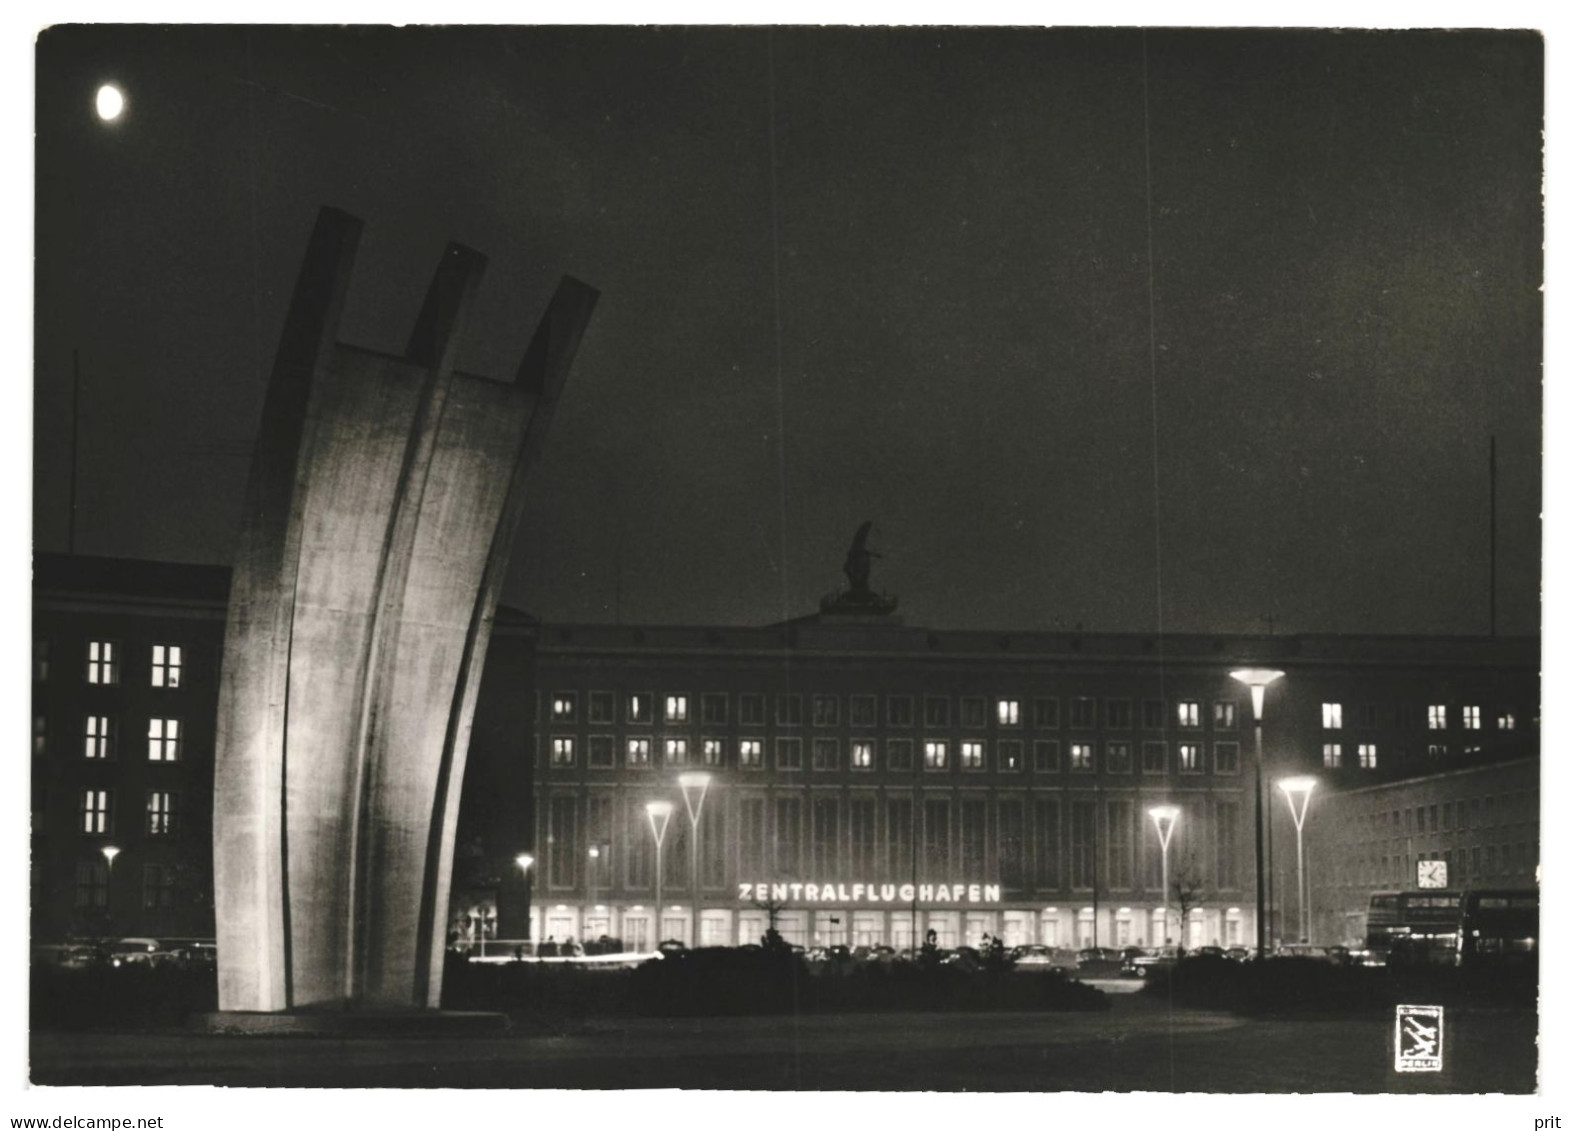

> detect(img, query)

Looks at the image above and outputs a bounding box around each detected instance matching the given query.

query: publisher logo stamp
[1394,1004,1444,1073]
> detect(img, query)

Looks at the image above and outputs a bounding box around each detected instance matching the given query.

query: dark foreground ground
[31,992,1536,1091]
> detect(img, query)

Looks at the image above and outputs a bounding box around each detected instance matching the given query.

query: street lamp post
[646,801,674,950]
[1278,776,1318,945]
[515,852,535,940]
[587,844,601,933]
[100,845,120,930]
[1148,806,1179,946]
[678,772,713,948]
[1230,668,1284,957]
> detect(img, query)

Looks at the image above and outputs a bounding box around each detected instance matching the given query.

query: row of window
[73,860,179,910]
[1329,842,1538,889]
[1320,702,1517,732]
[547,692,1244,731]
[1348,793,1536,837]
[78,789,180,836]
[36,715,186,762]
[542,792,1247,894]
[547,735,1249,775]
[36,640,185,689]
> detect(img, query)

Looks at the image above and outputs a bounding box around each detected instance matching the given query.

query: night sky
[32,26,1543,637]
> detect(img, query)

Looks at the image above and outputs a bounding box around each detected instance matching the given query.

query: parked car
[1011,944,1080,971]
[1077,946,1122,965]
[105,938,174,968]
[167,942,218,969]
[940,945,983,973]
[1271,943,1336,962]
[1121,945,1181,977]
[1191,945,1228,960]
[1225,946,1254,962]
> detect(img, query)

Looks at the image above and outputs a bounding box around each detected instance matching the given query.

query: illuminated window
[587,691,615,723]
[1106,699,1132,729]
[551,737,575,766]
[551,693,576,722]
[997,699,1020,726]
[812,695,839,726]
[1069,742,1094,771]
[851,741,874,770]
[147,791,177,836]
[777,695,803,727]
[812,738,839,770]
[147,718,180,762]
[739,739,763,769]
[1358,744,1378,768]
[700,693,727,725]
[1212,702,1236,729]
[1427,743,1446,758]
[587,735,614,767]
[150,644,182,689]
[664,738,688,767]
[887,738,913,771]
[1178,743,1202,773]
[33,714,46,757]
[1213,742,1238,774]
[1427,704,1446,730]
[1106,742,1131,773]
[1034,740,1060,773]
[1070,698,1096,728]
[1497,710,1517,730]
[84,716,114,760]
[1322,703,1343,730]
[924,740,949,770]
[960,697,986,728]
[702,739,724,766]
[1462,705,1481,731]
[1033,698,1060,728]
[628,694,651,724]
[924,696,951,727]
[849,695,877,726]
[1177,701,1200,729]
[961,741,985,770]
[665,695,689,723]
[999,740,1023,771]
[626,738,651,767]
[888,695,914,727]
[1322,743,1342,768]
[81,789,110,834]
[86,640,118,686]
[777,738,802,770]
[1141,741,1166,773]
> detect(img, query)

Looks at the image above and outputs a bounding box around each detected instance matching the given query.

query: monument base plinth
[191,1008,509,1037]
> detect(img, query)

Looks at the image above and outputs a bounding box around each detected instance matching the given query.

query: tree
[753,892,790,951]
[1171,856,1206,954]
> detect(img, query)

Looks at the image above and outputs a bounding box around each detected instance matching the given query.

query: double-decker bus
[1364,889,1537,966]
[1364,891,1464,965]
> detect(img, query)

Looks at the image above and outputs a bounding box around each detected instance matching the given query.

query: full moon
[95,84,124,122]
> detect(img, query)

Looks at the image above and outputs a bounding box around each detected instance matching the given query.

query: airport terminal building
[32,553,1539,953]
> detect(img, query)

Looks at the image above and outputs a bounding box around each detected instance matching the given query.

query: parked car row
[32,938,216,971]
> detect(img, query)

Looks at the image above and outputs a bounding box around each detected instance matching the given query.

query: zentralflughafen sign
[738,882,1003,904]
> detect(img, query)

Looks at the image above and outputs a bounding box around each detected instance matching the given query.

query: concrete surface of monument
[213,207,596,1011]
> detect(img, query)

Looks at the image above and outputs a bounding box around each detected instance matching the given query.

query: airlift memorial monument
[211,207,595,1017]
